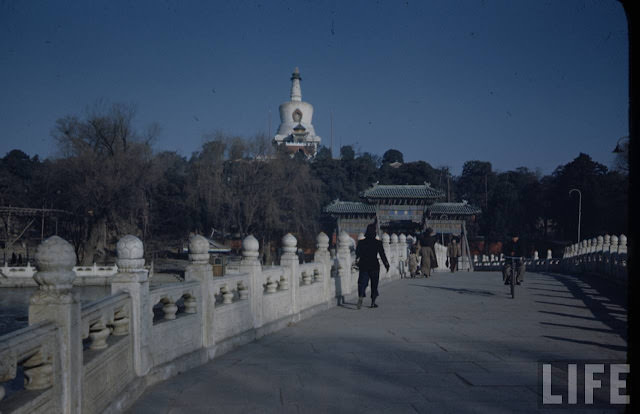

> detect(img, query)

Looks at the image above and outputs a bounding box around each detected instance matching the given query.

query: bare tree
[50,101,157,263]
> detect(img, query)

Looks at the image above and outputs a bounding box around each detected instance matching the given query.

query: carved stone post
[617,234,627,280]
[184,235,214,350]
[608,235,619,276]
[280,233,299,314]
[314,232,331,303]
[618,234,627,255]
[610,235,619,254]
[399,234,407,277]
[336,231,353,301]
[110,235,151,377]
[240,235,262,328]
[382,233,391,278]
[29,236,81,414]
[390,234,399,275]
[399,234,407,260]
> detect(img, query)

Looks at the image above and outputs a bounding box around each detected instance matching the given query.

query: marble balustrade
[471,234,627,284]
[0,230,406,413]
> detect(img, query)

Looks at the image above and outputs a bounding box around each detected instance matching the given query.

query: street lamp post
[569,189,582,243]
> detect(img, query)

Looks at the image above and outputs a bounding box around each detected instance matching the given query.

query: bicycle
[503,256,522,299]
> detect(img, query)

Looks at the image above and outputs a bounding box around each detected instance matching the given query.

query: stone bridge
[0,231,628,413]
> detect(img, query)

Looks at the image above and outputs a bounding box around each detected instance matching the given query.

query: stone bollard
[184,234,215,350]
[110,235,151,377]
[618,234,627,255]
[240,235,262,328]
[30,236,82,414]
[596,235,604,252]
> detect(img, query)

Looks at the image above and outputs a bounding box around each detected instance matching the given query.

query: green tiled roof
[362,183,444,199]
[428,202,481,215]
[324,201,376,214]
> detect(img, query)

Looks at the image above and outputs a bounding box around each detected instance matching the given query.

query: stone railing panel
[296,263,326,311]
[0,321,60,414]
[208,273,253,345]
[80,293,133,414]
[260,267,294,326]
[149,281,202,367]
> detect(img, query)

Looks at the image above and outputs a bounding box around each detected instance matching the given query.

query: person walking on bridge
[418,229,437,278]
[447,237,461,272]
[355,223,390,309]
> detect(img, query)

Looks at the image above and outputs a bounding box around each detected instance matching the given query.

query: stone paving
[128,271,628,413]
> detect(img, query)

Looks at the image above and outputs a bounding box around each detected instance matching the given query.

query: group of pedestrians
[407,230,462,278]
[354,221,526,309]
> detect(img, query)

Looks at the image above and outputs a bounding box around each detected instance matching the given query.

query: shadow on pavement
[538,310,598,321]
[408,284,495,297]
[542,335,627,353]
[538,273,627,340]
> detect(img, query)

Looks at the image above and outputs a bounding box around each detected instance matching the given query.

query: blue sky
[0,0,628,174]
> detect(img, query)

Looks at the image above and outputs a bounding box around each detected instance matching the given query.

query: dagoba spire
[290,67,302,102]
[273,67,321,157]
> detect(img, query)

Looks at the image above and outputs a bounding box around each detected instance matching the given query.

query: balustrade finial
[189,234,210,264]
[316,232,329,250]
[33,236,77,295]
[117,235,145,271]
[242,235,259,259]
[282,233,297,255]
[338,231,351,250]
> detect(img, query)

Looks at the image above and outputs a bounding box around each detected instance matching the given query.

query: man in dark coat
[502,234,526,284]
[355,223,390,309]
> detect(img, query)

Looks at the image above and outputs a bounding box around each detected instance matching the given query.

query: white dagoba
[273,67,321,157]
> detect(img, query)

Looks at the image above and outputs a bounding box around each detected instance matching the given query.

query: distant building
[273,67,321,157]
[325,182,481,242]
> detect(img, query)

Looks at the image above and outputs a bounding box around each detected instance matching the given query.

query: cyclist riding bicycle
[502,233,526,285]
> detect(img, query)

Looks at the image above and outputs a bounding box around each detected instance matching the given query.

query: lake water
[0,286,111,336]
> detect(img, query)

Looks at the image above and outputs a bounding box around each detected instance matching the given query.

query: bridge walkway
[128,271,627,413]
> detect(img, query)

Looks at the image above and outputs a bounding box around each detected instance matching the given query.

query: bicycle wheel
[510,263,515,299]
